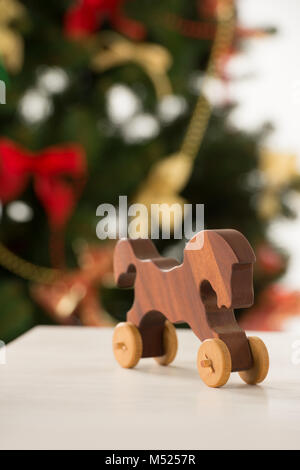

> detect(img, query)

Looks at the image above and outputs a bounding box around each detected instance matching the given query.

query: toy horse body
[113,229,269,388]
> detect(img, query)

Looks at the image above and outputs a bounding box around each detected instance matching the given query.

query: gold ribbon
[0,241,59,283]
[91,33,173,99]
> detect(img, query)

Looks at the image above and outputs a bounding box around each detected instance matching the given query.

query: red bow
[65,0,146,40]
[0,139,86,229]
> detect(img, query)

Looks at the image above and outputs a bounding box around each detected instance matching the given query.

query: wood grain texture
[114,229,256,372]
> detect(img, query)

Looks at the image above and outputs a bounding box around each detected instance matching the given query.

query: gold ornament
[0,0,26,73]
[0,28,23,73]
[259,149,299,219]
[258,190,281,220]
[91,32,173,99]
[0,0,24,23]
[135,153,192,235]
[260,149,298,188]
[135,0,236,232]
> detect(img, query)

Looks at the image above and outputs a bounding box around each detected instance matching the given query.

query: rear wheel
[155,321,178,366]
[197,338,232,388]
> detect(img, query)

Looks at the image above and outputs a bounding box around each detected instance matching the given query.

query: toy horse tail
[114,238,160,288]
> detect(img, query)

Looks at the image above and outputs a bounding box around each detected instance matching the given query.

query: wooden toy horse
[112,229,269,387]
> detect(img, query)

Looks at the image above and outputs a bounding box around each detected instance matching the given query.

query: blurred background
[1,0,300,343]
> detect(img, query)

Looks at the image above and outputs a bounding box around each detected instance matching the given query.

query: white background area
[230,0,300,288]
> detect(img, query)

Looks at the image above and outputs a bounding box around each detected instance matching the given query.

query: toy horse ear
[185,231,205,251]
[214,229,256,264]
[209,230,255,309]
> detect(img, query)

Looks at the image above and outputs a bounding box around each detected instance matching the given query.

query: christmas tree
[0,0,296,342]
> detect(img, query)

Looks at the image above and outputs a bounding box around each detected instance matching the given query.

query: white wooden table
[1,326,300,450]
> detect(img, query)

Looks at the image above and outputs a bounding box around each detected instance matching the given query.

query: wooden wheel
[155,320,178,366]
[197,338,232,388]
[112,322,142,368]
[239,337,269,385]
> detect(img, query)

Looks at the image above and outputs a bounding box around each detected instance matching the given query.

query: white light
[226,53,254,80]
[106,84,141,125]
[158,95,187,123]
[122,113,160,143]
[37,67,69,94]
[190,74,228,106]
[18,89,53,124]
[202,77,227,106]
[7,201,33,223]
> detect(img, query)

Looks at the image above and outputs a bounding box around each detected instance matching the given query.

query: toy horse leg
[197,281,254,372]
[216,328,253,372]
[203,306,253,372]
[194,312,253,372]
[128,307,165,358]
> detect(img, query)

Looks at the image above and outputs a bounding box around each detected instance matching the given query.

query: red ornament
[256,243,284,275]
[0,138,86,230]
[240,286,300,332]
[197,0,218,18]
[65,0,146,40]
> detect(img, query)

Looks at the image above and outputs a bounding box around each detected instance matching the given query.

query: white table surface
[1,326,300,450]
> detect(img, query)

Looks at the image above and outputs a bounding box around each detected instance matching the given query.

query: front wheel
[112,322,142,368]
[197,338,232,388]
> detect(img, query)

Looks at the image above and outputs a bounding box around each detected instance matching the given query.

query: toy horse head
[184,229,256,310]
